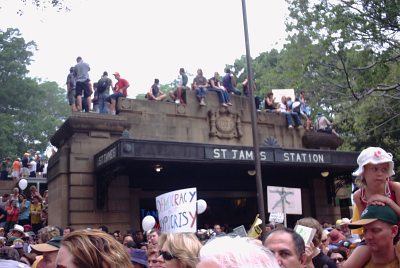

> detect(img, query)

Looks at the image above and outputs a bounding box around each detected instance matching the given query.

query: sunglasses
[331,257,344,262]
[159,250,177,261]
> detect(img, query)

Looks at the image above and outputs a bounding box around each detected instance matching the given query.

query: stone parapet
[118,91,306,148]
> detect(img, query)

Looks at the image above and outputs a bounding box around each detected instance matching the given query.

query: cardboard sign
[294,224,316,245]
[272,89,295,103]
[232,225,247,237]
[267,186,302,215]
[156,187,197,233]
[269,212,284,223]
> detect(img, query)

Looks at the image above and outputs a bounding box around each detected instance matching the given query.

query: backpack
[97,78,108,93]
[292,101,301,113]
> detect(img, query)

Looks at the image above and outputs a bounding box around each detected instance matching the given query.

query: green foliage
[0,28,69,159]
[15,0,70,14]
[283,0,400,170]
[228,1,400,176]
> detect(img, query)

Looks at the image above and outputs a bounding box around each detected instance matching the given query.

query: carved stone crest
[208,107,243,139]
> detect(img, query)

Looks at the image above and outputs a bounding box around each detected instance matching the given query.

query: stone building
[48,92,357,231]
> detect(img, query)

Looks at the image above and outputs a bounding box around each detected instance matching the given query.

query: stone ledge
[51,114,130,148]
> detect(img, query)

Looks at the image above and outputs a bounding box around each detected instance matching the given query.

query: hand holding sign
[156,187,197,233]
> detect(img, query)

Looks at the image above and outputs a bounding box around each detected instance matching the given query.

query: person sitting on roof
[147,78,166,101]
[314,113,339,136]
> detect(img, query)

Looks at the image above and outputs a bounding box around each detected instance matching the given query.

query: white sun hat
[352,147,395,177]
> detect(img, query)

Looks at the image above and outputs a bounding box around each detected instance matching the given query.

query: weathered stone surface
[302,131,343,150]
[47,91,351,229]
[117,92,306,148]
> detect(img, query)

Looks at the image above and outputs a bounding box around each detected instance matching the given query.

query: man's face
[340,224,350,235]
[264,232,304,268]
[364,220,397,252]
[213,225,222,234]
[40,251,58,268]
[123,235,133,246]
[149,232,159,245]
[12,230,23,238]
[148,254,166,268]
[63,228,71,236]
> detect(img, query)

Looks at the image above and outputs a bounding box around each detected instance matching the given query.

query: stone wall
[48,91,332,230]
[118,91,305,148]
[48,114,131,229]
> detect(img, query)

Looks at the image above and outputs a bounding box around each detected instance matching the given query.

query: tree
[0,28,69,159]
[282,0,400,172]
[227,0,400,174]
[13,0,70,14]
[285,0,400,100]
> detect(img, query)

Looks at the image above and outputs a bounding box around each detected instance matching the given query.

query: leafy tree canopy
[229,0,400,174]
[0,28,69,159]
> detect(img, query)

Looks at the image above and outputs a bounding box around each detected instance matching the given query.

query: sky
[0,0,289,98]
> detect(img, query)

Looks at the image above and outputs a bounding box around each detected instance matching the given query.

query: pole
[282,187,287,227]
[241,0,266,235]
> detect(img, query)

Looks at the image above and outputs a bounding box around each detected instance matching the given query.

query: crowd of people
[1,151,47,182]
[0,146,398,267]
[65,56,342,136]
[0,207,397,267]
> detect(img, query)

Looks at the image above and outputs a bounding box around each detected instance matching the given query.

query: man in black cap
[31,236,63,268]
[348,205,399,267]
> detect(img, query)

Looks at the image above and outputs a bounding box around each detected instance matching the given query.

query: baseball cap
[30,236,63,253]
[352,147,395,177]
[340,218,351,225]
[328,229,345,244]
[113,72,120,77]
[348,205,398,229]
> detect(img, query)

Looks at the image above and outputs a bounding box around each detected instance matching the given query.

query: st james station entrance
[48,92,357,231]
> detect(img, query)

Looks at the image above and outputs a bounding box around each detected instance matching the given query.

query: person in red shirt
[5,199,19,232]
[107,72,129,115]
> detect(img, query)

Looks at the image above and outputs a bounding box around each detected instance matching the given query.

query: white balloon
[142,215,156,232]
[18,179,28,190]
[197,199,207,214]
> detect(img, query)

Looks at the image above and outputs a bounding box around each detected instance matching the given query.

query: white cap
[340,218,351,225]
[352,147,395,177]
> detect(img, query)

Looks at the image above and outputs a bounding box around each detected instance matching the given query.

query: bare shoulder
[353,189,361,198]
[391,181,400,190]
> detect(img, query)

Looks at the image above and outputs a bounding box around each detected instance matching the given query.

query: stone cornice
[50,113,130,148]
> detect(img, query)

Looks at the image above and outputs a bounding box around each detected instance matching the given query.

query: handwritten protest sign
[156,187,197,233]
[267,186,302,215]
[269,212,285,223]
